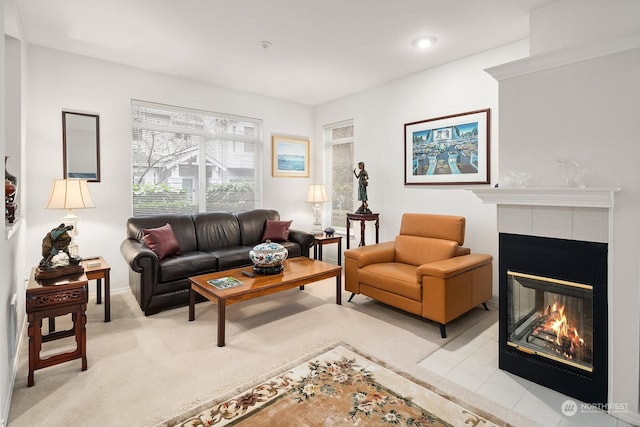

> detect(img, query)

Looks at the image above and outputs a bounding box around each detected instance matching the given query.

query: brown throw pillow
[261,219,293,242]
[142,223,180,260]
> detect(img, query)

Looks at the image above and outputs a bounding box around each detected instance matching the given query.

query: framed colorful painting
[272,135,310,178]
[404,109,490,185]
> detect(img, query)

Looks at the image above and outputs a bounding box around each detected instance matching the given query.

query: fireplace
[499,233,608,404]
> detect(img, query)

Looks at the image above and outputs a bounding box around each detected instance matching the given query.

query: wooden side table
[26,270,88,387]
[346,213,380,248]
[313,235,343,266]
[82,257,111,322]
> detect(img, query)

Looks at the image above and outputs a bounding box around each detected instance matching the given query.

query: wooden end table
[26,270,88,387]
[82,257,111,322]
[313,235,343,266]
[189,258,342,347]
[346,213,380,248]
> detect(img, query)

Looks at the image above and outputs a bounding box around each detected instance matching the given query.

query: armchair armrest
[417,253,492,280]
[344,241,396,267]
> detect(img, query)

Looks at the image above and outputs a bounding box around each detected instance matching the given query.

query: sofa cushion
[262,219,292,242]
[395,235,458,266]
[128,214,198,253]
[193,212,242,251]
[158,251,218,283]
[236,209,280,246]
[142,223,180,260]
[208,246,255,270]
[358,262,421,301]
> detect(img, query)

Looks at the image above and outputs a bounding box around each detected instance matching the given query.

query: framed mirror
[62,111,101,182]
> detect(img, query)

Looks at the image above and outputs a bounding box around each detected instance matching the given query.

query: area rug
[158,345,507,427]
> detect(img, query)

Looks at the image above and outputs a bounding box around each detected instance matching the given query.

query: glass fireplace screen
[506,271,593,372]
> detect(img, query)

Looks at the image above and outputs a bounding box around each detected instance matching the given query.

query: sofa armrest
[344,241,396,267]
[288,229,315,257]
[417,253,492,280]
[120,238,159,273]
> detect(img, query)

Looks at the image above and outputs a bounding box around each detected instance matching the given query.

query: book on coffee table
[207,276,243,289]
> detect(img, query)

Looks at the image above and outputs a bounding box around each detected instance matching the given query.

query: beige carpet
[160,344,508,426]
[7,277,529,426]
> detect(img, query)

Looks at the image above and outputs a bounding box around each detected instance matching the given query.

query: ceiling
[15,0,555,106]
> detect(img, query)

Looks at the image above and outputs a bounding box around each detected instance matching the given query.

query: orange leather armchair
[344,213,493,338]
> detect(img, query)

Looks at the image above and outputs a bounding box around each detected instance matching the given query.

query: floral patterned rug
[159,346,504,427]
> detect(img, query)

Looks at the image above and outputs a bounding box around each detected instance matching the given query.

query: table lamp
[306,184,329,235]
[45,179,95,256]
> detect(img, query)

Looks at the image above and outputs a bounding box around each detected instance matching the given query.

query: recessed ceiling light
[412,36,436,49]
[258,41,272,49]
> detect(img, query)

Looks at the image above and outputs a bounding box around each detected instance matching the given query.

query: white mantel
[470,187,621,209]
[469,187,620,244]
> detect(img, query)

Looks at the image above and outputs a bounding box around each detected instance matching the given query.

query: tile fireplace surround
[471,187,626,411]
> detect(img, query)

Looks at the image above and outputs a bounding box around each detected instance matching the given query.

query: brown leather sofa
[344,213,493,338]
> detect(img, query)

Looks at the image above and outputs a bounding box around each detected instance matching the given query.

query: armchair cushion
[394,236,458,266]
[359,262,420,300]
[399,213,465,245]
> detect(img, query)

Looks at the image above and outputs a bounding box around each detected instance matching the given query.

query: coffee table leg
[188,286,195,321]
[217,302,226,347]
[336,274,342,305]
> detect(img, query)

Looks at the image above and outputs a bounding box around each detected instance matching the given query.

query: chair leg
[482,302,489,311]
[347,293,356,302]
[439,324,447,339]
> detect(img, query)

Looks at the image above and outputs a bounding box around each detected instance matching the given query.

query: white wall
[313,41,531,294]
[25,46,315,295]
[529,0,640,55]
[2,1,27,421]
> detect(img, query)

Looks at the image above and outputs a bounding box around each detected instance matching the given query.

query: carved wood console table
[346,213,380,248]
[26,269,88,386]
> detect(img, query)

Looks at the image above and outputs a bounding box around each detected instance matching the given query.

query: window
[324,120,354,228]
[131,100,262,216]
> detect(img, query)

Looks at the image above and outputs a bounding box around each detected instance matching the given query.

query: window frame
[324,119,355,233]
[130,100,263,216]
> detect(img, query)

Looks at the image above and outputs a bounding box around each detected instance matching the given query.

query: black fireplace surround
[499,233,608,404]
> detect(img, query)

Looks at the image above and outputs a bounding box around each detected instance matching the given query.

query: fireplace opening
[507,271,593,372]
[499,233,607,404]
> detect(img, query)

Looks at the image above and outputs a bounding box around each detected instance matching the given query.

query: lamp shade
[46,179,95,210]
[306,184,329,203]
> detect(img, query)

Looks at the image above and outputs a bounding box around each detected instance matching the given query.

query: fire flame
[542,302,584,359]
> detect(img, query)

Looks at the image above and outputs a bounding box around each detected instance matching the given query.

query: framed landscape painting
[404,109,490,185]
[272,135,310,178]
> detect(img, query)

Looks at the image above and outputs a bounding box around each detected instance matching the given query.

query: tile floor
[418,320,636,427]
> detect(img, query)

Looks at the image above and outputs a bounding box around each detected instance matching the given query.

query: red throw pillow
[261,219,293,242]
[142,223,180,260]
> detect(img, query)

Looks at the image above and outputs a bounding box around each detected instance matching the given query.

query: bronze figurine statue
[39,224,76,269]
[353,161,371,214]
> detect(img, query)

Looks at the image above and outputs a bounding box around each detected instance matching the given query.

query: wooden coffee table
[188,257,342,347]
